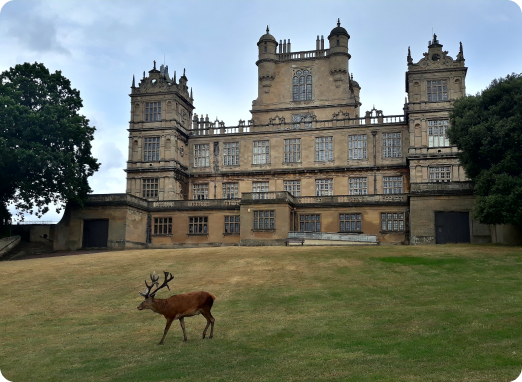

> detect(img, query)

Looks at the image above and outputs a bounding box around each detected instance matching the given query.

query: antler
[138,271,174,298]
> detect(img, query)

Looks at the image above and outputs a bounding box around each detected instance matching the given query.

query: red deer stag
[137,271,216,344]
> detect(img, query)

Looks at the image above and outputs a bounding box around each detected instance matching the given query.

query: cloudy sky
[1,0,521,222]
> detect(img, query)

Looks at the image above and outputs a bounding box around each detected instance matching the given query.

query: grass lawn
[1,245,522,381]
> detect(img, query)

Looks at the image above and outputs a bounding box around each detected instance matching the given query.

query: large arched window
[292,70,312,101]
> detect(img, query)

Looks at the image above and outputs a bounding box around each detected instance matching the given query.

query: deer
[137,271,216,344]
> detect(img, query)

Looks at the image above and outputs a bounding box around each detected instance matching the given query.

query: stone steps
[1,241,54,261]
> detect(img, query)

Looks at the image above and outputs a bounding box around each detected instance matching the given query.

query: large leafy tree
[0,62,100,221]
[448,73,522,225]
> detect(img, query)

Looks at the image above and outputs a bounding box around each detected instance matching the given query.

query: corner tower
[126,61,194,201]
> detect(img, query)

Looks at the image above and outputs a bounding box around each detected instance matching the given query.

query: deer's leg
[202,312,211,339]
[159,318,174,345]
[179,317,188,342]
[206,312,215,339]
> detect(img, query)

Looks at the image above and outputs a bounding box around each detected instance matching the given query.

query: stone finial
[266,25,269,33]
[457,41,465,61]
[407,46,413,64]
[153,60,156,70]
[337,18,340,27]
[143,71,145,79]
[190,87,193,98]
[132,75,135,88]
[183,68,186,76]
[173,71,176,82]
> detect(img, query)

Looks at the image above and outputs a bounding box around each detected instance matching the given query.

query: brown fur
[137,291,216,344]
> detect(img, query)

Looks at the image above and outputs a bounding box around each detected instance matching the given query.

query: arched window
[292,70,312,101]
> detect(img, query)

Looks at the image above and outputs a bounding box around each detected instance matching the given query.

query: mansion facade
[53,21,492,250]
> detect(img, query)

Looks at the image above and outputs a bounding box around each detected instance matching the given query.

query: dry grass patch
[1,245,522,381]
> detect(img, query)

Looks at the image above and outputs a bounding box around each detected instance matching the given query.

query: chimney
[321,35,324,50]
[283,39,286,53]
[288,39,291,53]
[316,35,320,50]
[279,40,282,53]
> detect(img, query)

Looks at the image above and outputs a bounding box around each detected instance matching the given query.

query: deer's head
[137,271,174,311]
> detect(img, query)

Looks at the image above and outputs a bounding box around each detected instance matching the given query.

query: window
[383,176,403,194]
[154,217,172,235]
[222,183,239,199]
[300,215,321,232]
[292,113,313,128]
[316,179,333,196]
[349,135,367,160]
[284,138,301,163]
[193,184,209,200]
[145,102,161,122]
[316,137,333,161]
[252,181,269,199]
[429,166,451,182]
[284,180,301,197]
[381,212,405,232]
[142,178,159,198]
[194,144,210,167]
[428,120,450,147]
[340,214,362,232]
[143,137,160,161]
[292,70,312,101]
[427,80,448,102]
[189,217,208,234]
[383,133,402,158]
[225,215,240,234]
[253,210,275,230]
[253,141,270,164]
[349,178,367,195]
[223,142,239,166]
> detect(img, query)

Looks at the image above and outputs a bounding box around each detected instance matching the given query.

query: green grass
[1,245,522,381]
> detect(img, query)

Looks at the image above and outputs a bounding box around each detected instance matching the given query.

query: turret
[256,26,278,94]
[327,19,350,86]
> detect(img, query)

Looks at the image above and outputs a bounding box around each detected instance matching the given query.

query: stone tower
[126,61,194,201]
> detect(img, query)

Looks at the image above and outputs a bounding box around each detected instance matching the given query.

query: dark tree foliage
[0,62,100,220]
[448,73,522,225]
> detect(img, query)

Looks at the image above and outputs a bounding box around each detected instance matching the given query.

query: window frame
[299,214,321,232]
[292,69,312,101]
[224,215,240,234]
[383,176,403,194]
[283,180,301,197]
[382,132,402,159]
[349,177,368,196]
[153,217,172,235]
[143,137,160,162]
[339,213,362,233]
[284,138,301,163]
[223,142,240,166]
[193,183,209,200]
[349,134,367,160]
[427,79,448,102]
[145,102,161,122]
[428,120,450,147]
[381,212,405,232]
[189,216,208,235]
[429,166,452,182]
[193,144,210,168]
[315,136,334,162]
[253,210,275,231]
[222,182,239,199]
[142,178,159,198]
[253,140,270,165]
[315,178,333,196]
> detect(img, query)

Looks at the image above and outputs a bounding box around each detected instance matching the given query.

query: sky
[1,0,521,222]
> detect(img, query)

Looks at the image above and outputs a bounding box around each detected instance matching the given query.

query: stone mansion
[53,20,493,250]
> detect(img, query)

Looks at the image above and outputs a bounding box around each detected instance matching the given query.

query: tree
[448,73,522,226]
[0,62,100,221]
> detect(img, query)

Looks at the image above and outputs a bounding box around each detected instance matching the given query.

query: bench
[285,237,305,246]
